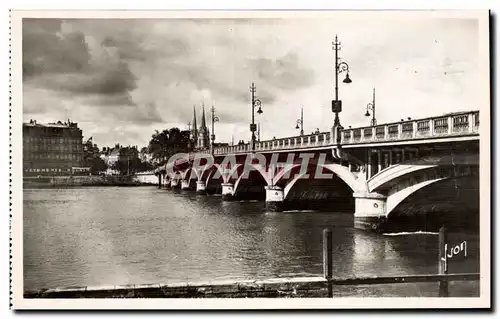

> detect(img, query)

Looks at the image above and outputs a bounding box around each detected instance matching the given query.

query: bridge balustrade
[363,128,373,141]
[387,125,399,140]
[375,127,385,140]
[401,123,413,139]
[416,120,430,137]
[340,110,479,145]
[433,117,449,135]
[205,111,479,156]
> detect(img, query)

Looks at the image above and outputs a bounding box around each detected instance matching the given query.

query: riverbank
[23,274,480,299]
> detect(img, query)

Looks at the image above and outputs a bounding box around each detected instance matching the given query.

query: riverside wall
[24,277,328,298]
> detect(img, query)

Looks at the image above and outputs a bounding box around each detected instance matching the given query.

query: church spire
[191,105,198,143]
[201,103,207,129]
[197,103,210,149]
[192,105,198,132]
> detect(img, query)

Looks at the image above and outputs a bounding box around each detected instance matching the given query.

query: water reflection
[24,187,478,297]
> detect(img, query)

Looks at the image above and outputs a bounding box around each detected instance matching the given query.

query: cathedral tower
[198,104,210,149]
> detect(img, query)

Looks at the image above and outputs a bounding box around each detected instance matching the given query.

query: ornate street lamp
[210,103,219,153]
[332,35,352,142]
[364,88,377,126]
[250,82,263,152]
[295,107,304,136]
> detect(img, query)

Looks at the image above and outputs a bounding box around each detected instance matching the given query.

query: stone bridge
[155,110,480,232]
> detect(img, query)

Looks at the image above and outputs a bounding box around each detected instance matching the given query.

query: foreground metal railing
[321,226,478,297]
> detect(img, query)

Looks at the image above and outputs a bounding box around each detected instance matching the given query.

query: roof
[23,120,79,129]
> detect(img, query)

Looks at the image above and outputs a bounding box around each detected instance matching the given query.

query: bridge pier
[181,180,190,190]
[171,179,179,188]
[196,180,206,194]
[221,183,234,201]
[265,185,284,212]
[353,192,387,233]
[164,177,171,189]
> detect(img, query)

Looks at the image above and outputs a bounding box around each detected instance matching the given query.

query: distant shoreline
[23,174,157,189]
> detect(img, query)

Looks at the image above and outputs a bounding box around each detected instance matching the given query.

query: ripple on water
[23,187,480,297]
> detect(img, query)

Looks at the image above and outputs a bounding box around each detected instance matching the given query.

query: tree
[111,146,140,176]
[83,138,108,175]
[148,128,191,165]
[87,157,108,175]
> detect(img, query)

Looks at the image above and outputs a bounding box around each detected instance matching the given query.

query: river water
[23,186,480,297]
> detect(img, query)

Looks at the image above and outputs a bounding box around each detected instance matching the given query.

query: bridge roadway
[155,110,480,232]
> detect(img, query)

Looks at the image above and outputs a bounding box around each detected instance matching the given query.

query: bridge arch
[283,163,365,200]
[180,167,197,181]
[168,171,181,181]
[281,163,365,199]
[384,165,478,218]
[234,163,272,194]
[368,154,479,193]
[212,163,242,184]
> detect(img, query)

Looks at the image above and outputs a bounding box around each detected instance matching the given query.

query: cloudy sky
[23,15,480,148]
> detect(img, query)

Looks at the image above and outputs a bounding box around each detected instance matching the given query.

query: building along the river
[23,119,85,176]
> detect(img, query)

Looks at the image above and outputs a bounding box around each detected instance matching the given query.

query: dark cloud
[64,61,137,95]
[23,19,139,103]
[22,18,318,146]
[86,93,136,107]
[23,19,90,78]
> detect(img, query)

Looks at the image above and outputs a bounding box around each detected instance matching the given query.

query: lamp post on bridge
[250,82,263,152]
[210,103,219,154]
[332,35,353,143]
[364,88,377,126]
[295,106,304,136]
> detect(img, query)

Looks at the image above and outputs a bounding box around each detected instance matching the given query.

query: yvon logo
[441,240,467,272]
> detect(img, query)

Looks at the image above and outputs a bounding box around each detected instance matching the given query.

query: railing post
[323,228,333,297]
[438,226,449,297]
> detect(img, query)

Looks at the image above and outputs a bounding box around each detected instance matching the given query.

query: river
[23,186,480,297]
